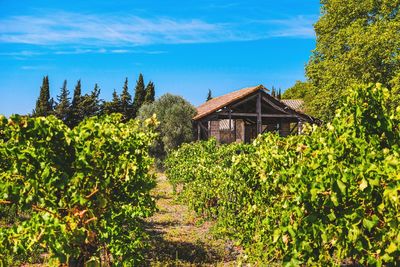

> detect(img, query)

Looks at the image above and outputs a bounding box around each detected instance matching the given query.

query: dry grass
[143,174,242,266]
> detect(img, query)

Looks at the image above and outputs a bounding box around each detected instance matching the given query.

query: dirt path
[144,174,241,266]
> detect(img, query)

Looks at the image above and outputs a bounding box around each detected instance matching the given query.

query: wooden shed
[193,85,318,143]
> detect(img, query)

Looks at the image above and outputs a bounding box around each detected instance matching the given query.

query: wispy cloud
[0,12,315,49]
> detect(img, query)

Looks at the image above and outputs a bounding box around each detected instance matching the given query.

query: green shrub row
[165,84,400,266]
[0,114,158,266]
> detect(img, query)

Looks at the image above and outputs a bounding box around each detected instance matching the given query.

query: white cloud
[0,12,316,48]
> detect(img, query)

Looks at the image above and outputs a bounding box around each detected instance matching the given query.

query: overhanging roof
[193,85,267,120]
[193,85,318,123]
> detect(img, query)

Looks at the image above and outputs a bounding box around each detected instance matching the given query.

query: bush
[0,114,158,265]
[166,84,400,265]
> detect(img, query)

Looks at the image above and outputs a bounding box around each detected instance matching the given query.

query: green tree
[102,89,121,115]
[54,80,70,122]
[80,83,101,118]
[68,80,83,127]
[282,81,313,100]
[271,86,276,98]
[132,73,146,116]
[137,94,197,165]
[120,78,132,119]
[306,0,400,120]
[206,89,213,101]
[144,81,155,104]
[33,76,53,117]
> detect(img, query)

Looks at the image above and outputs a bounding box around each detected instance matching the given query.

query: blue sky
[0,0,320,116]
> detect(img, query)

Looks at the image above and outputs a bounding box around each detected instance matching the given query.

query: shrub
[0,114,158,265]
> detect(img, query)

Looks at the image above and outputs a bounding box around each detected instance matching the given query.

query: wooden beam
[229,109,232,142]
[290,123,298,134]
[230,93,258,109]
[197,123,201,140]
[218,112,299,118]
[257,91,262,134]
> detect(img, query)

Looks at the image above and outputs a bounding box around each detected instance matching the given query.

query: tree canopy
[137,94,197,165]
[305,0,400,120]
[33,76,53,117]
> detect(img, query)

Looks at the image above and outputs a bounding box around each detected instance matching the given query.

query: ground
[143,174,242,266]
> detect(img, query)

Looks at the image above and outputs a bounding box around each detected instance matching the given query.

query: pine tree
[206,89,212,101]
[111,89,121,113]
[132,73,146,117]
[68,80,83,127]
[33,76,53,116]
[54,80,70,122]
[144,81,155,104]
[120,78,132,119]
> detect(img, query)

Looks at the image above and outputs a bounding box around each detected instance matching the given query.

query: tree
[137,94,197,165]
[68,80,83,127]
[206,89,213,101]
[305,0,400,120]
[282,81,313,100]
[271,87,276,98]
[132,73,146,117]
[144,81,155,104]
[80,83,101,118]
[54,80,70,122]
[277,88,282,100]
[33,76,53,116]
[120,78,132,119]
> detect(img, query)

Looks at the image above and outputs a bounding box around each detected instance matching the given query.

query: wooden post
[298,121,303,135]
[229,109,232,142]
[197,123,201,140]
[256,91,262,134]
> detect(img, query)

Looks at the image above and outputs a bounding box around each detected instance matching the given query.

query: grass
[143,174,242,266]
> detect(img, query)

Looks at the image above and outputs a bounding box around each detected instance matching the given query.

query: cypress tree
[144,81,155,104]
[68,80,83,127]
[54,80,70,122]
[33,76,52,116]
[206,89,212,101]
[278,88,282,100]
[111,89,121,113]
[271,86,276,98]
[80,83,101,118]
[120,78,132,119]
[132,73,146,116]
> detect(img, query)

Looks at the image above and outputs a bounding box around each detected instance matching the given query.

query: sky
[0,0,320,116]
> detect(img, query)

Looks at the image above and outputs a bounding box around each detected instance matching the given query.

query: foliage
[166,84,400,265]
[120,78,133,120]
[33,76,53,117]
[0,114,158,265]
[133,73,146,117]
[282,80,313,100]
[306,0,400,120]
[54,80,71,122]
[206,89,212,101]
[144,81,155,104]
[138,94,197,165]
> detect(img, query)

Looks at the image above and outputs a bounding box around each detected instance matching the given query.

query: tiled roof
[193,85,267,120]
[281,99,304,112]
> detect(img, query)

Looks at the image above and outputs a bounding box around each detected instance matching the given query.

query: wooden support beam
[290,122,298,134]
[229,109,232,142]
[217,112,299,118]
[230,93,258,109]
[197,123,201,140]
[256,91,262,134]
